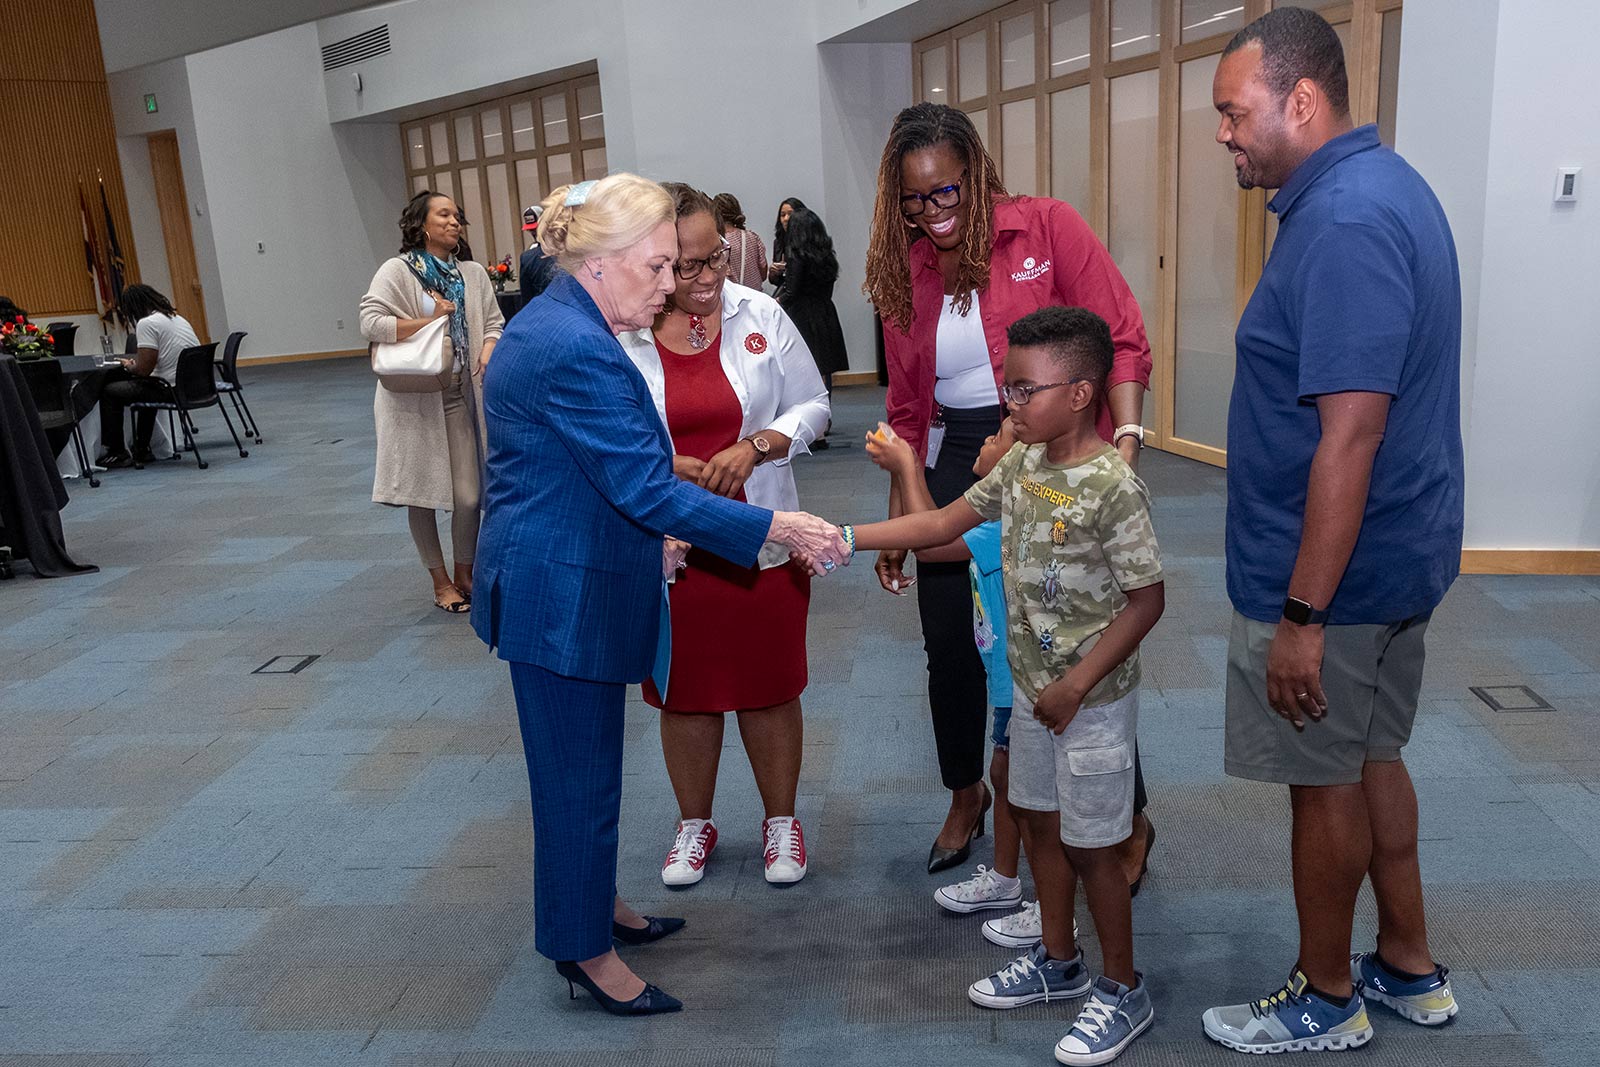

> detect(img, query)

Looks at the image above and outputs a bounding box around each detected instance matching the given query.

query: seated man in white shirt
[80,285,200,467]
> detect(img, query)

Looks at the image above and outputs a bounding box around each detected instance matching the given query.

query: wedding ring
[822,559,836,572]
[1295,692,1309,700]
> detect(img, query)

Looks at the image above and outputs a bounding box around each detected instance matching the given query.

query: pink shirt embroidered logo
[1011,256,1052,283]
[744,332,768,354]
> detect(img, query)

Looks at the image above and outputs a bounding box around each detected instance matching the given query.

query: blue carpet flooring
[1,357,1597,1066]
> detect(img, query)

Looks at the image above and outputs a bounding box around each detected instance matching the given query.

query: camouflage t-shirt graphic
[964,443,1163,707]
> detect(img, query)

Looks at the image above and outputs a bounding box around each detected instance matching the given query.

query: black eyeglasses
[675,238,732,280]
[900,171,968,217]
[1000,378,1085,406]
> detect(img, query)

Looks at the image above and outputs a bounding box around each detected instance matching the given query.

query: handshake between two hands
[661,512,852,579]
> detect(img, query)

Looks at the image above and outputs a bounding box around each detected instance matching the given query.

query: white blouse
[620,281,832,568]
[933,290,1000,408]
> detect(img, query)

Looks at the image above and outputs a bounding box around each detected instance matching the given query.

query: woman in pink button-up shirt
[863,103,1154,880]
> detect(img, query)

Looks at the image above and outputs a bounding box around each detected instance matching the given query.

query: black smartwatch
[1282,596,1330,626]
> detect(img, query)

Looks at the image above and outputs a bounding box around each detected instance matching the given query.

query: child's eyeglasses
[1000,379,1085,406]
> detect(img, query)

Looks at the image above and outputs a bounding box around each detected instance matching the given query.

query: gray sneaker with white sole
[969,941,1091,1009]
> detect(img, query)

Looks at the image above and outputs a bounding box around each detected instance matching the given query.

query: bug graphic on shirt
[1041,560,1064,609]
[1051,519,1068,546]
[1039,630,1055,654]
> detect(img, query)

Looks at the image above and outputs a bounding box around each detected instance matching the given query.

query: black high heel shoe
[927,785,993,874]
[612,915,686,946]
[554,960,683,1016]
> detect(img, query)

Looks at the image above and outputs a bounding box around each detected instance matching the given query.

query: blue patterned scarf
[405,250,469,367]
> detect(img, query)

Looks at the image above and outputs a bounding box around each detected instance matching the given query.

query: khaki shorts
[1008,686,1137,848]
[1224,610,1431,787]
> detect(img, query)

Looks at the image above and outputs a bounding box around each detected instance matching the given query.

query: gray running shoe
[968,941,1091,1009]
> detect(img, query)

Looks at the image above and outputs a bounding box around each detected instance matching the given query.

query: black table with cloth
[495,291,524,325]
[0,354,97,578]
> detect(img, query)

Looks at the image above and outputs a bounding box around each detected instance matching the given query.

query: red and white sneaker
[762,816,808,884]
[662,818,717,887]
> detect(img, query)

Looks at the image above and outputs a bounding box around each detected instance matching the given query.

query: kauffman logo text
[1011,256,1052,282]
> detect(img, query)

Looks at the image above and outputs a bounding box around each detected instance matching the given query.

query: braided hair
[863,103,1009,333]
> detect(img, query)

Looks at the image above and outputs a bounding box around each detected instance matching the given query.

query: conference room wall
[315,0,910,375]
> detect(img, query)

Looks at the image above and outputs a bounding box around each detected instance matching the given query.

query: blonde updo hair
[538,173,675,273]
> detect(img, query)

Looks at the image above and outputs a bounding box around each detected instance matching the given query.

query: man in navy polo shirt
[1199,9,1465,1056]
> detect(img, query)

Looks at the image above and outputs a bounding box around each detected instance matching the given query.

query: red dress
[642,333,811,713]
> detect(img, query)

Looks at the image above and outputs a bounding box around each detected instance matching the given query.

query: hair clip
[565,181,597,206]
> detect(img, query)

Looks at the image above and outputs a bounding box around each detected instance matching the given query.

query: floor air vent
[322,25,390,71]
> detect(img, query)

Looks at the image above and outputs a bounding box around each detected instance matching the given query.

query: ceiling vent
[321,25,390,71]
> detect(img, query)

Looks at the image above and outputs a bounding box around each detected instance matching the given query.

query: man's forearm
[1286,436,1382,610]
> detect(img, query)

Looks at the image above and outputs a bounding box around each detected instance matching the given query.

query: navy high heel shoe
[612,915,686,946]
[554,960,683,1016]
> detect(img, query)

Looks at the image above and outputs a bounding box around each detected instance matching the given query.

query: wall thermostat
[1554,166,1580,203]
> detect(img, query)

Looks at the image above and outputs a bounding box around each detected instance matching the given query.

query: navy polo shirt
[1226,125,1464,625]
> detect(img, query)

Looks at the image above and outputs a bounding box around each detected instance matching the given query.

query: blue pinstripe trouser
[508,661,624,962]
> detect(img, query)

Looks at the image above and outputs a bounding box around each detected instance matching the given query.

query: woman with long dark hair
[76,284,199,467]
[862,102,1155,881]
[777,207,848,449]
[766,196,808,293]
[713,192,768,290]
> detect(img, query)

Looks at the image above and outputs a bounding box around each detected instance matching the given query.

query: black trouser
[919,403,1149,814]
[919,404,1006,791]
[74,368,169,455]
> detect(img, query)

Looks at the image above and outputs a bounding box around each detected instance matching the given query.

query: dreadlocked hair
[863,103,1009,334]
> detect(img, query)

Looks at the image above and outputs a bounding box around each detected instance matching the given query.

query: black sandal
[433,590,471,614]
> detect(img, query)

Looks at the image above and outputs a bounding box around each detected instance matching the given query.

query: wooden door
[147,130,209,341]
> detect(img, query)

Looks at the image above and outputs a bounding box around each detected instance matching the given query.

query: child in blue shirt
[867,418,1041,947]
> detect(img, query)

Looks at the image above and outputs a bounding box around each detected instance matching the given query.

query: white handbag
[371,314,452,393]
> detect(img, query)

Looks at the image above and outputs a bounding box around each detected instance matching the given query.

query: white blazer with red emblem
[620,281,831,569]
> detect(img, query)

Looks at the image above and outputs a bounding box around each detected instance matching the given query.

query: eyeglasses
[675,238,732,280]
[1000,378,1085,406]
[900,171,967,217]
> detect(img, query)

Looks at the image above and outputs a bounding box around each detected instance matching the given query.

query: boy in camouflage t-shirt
[847,307,1165,1066]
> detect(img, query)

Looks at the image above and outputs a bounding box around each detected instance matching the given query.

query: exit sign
[144,93,158,114]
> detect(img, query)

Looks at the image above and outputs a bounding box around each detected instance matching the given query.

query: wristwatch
[1113,423,1145,448]
[745,434,772,465]
[1282,596,1330,626]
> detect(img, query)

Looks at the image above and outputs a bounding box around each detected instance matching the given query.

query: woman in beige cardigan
[361,191,504,612]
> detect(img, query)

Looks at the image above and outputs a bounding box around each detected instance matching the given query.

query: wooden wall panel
[0,0,140,317]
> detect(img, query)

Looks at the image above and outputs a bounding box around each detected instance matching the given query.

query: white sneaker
[983,902,1078,949]
[935,865,1024,914]
[763,816,807,884]
[661,818,717,887]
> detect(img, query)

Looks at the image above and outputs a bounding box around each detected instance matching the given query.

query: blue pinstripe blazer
[472,272,774,681]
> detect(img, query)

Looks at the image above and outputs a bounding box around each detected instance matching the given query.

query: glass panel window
[1175,54,1237,450]
[1049,1,1091,78]
[480,108,504,157]
[454,114,477,162]
[406,125,427,171]
[429,121,450,166]
[582,147,608,180]
[410,174,429,196]
[542,93,570,147]
[967,109,990,151]
[1000,14,1035,91]
[1001,99,1037,196]
[547,152,575,191]
[457,167,487,253]
[1050,84,1091,211]
[486,163,515,268]
[1110,0,1160,61]
[432,170,454,200]
[958,30,987,102]
[921,44,950,101]
[510,100,537,152]
[1378,11,1402,147]
[577,82,604,141]
[1108,70,1160,334]
[1181,1,1247,44]
[515,158,542,215]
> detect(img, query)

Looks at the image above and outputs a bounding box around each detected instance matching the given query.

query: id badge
[925,409,947,470]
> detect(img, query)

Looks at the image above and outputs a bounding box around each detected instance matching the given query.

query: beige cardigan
[360,255,504,511]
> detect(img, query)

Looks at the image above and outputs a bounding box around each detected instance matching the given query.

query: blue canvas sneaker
[1055,973,1154,1065]
[1202,968,1374,1054]
[968,940,1091,1009]
[1351,952,1459,1025]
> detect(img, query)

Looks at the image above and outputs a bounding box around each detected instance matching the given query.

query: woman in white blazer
[619,183,830,890]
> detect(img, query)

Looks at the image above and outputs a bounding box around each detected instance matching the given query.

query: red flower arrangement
[1,316,55,359]
[490,255,516,291]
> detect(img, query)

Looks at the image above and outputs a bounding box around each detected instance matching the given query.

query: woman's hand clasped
[662,538,691,578]
[699,442,759,498]
[672,455,706,483]
[769,511,849,577]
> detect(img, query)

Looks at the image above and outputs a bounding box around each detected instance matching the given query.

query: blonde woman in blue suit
[474,173,847,1017]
